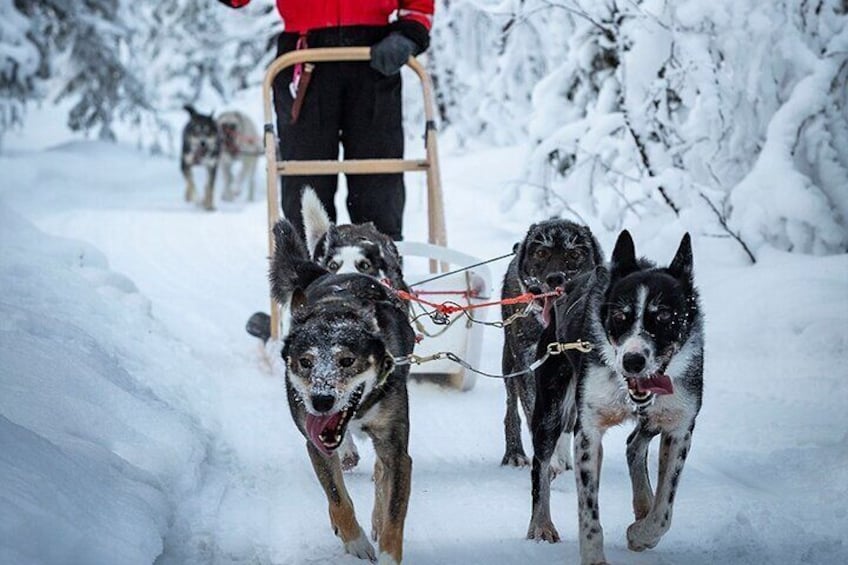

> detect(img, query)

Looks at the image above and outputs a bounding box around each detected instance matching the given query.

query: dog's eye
[566,249,584,265]
[298,357,313,369]
[356,260,372,272]
[656,309,673,323]
[611,310,627,324]
[534,248,551,260]
[327,260,340,271]
[338,357,355,368]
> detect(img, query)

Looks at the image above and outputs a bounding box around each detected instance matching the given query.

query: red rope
[394,287,563,317]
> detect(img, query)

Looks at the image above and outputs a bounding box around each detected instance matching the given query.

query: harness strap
[394,340,593,380]
[290,34,313,124]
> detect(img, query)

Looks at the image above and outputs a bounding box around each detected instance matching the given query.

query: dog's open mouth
[625,374,674,404]
[305,383,365,456]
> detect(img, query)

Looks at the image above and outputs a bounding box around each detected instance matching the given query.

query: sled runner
[261,47,488,390]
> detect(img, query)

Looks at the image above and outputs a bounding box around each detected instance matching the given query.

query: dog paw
[626,519,662,552]
[340,435,360,471]
[344,530,377,561]
[527,520,560,543]
[376,552,399,565]
[501,451,530,467]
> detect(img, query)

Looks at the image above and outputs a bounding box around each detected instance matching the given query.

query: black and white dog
[302,188,407,293]
[271,218,416,565]
[527,230,703,565]
[181,105,220,211]
[500,219,603,470]
[217,110,261,202]
[300,187,409,470]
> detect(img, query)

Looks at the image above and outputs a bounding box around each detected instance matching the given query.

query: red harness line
[393,287,563,317]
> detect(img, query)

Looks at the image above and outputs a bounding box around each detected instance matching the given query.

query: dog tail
[270,219,327,305]
[301,186,331,258]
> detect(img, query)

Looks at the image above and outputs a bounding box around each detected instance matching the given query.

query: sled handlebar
[261,47,447,340]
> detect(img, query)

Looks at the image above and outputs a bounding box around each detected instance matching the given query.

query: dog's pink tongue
[305,412,343,456]
[636,374,674,395]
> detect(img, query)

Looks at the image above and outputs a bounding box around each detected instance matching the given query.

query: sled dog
[300,187,409,470]
[527,230,704,565]
[181,105,220,211]
[500,218,603,471]
[271,218,415,565]
[301,187,407,293]
[217,110,261,202]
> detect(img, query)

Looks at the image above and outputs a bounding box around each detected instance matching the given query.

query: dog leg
[220,157,235,201]
[626,423,659,520]
[182,163,196,203]
[574,423,608,565]
[238,154,258,200]
[371,447,412,564]
[503,378,528,466]
[501,348,529,467]
[202,165,217,211]
[306,442,375,561]
[339,431,360,471]
[626,423,694,552]
[550,431,573,477]
[371,458,385,542]
[527,396,564,541]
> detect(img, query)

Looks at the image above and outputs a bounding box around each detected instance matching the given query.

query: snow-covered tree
[435,0,848,258]
[0,0,41,149]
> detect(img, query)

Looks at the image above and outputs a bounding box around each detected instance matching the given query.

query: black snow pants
[273,27,405,241]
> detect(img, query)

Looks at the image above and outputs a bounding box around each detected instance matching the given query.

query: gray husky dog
[217,110,261,202]
[500,219,603,471]
[271,218,416,565]
[181,105,220,211]
[527,230,704,565]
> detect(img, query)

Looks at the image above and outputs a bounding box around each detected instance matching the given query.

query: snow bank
[0,202,210,564]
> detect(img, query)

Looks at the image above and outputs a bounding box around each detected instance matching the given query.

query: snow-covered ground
[1,138,846,565]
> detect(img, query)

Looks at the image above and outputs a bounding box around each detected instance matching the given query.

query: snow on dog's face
[283,301,394,455]
[516,218,602,326]
[601,230,696,407]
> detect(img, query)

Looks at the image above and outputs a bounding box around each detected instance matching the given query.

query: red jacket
[224,1,434,33]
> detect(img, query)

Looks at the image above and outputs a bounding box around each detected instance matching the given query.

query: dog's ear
[290,288,309,320]
[183,104,198,117]
[668,233,693,286]
[300,186,331,257]
[610,230,639,280]
[270,219,326,303]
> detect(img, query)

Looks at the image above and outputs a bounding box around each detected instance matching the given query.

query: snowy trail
[1,142,847,564]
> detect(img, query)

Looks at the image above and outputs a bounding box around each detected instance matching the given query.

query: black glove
[370,33,418,76]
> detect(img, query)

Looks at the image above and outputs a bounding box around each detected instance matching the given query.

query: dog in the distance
[181,105,220,211]
[527,230,703,565]
[500,218,603,472]
[300,187,409,471]
[271,218,415,564]
[217,110,261,202]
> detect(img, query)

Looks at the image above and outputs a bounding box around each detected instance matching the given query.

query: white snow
[1,133,847,565]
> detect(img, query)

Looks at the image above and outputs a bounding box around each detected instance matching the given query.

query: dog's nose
[310,393,336,413]
[546,272,566,288]
[623,352,646,374]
